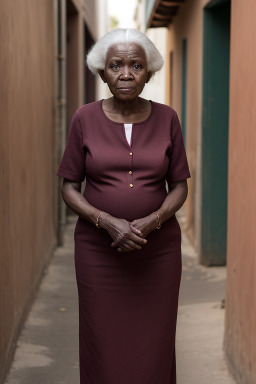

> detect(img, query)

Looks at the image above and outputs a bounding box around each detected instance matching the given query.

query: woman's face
[100,42,151,101]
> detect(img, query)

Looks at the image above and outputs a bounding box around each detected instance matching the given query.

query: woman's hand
[130,181,188,239]
[99,213,147,253]
[130,214,159,239]
[61,181,147,253]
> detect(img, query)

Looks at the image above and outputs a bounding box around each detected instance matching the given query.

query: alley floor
[5,215,235,384]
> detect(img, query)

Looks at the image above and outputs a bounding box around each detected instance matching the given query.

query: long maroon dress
[57,100,190,384]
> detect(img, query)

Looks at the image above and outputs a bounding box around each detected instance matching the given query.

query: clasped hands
[100,213,159,253]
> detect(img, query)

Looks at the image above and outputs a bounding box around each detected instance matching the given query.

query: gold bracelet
[96,211,103,228]
[153,212,161,229]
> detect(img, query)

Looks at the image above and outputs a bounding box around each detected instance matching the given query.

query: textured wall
[165,0,203,249]
[0,0,56,379]
[224,0,256,382]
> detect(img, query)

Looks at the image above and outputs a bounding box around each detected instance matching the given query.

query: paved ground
[5,215,236,384]
[177,218,235,383]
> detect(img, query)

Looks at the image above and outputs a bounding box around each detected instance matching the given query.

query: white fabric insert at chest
[124,123,133,146]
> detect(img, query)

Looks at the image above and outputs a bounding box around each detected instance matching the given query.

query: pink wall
[224,0,256,382]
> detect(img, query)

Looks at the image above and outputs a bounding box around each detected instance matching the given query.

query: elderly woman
[57,29,190,384]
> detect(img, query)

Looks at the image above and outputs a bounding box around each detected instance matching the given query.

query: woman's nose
[120,66,133,79]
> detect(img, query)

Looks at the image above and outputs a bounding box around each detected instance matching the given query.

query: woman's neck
[111,97,142,116]
[102,97,151,123]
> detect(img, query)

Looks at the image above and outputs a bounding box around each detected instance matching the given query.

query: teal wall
[201,0,230,265]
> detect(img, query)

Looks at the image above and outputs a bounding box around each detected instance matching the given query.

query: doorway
[201,0,231,265]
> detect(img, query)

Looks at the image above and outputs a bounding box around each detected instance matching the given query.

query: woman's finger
[117,243,134,252]
[111,237,121,247]
[130,224,142,236]
[118,239,143,252]
[130,232,147,245]
[126,240,142,250]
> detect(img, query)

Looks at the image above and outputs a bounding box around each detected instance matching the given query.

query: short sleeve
[165,112,191,187]
[57,112,86,182]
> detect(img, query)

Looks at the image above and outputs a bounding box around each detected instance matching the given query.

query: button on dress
[57,100,190,384]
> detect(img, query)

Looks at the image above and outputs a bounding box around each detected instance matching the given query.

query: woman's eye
[133,64,141,70]
[111,64,120,70]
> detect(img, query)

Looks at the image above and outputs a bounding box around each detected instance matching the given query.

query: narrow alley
[1,0,256,383]
[5,215,235,384]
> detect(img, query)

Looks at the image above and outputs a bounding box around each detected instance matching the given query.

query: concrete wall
[95,0,109,100]
[224,0,256,382]
[66,0,109,113]
[134,1,167,104]
[0,1,56,380]
[69,0,97,41]
[140,28,167,104]
[165,0,203,249]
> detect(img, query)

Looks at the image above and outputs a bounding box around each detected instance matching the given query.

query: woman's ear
[99,70,107,83]
[146,72,153,83]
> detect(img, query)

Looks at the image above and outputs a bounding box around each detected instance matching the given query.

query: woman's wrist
[152,212,161,229]
[95,211,104,228]
[97,212,115,231]
[152,208,173,228]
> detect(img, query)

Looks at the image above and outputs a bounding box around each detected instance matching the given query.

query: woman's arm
[62,180,100,225]
[130,180,188,240]
[62,179,147,252]
[156,180,188,223]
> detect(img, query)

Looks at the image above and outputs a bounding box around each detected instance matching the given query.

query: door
[201,0,230,265]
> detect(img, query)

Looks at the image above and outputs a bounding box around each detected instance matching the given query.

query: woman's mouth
[118,87,134,91]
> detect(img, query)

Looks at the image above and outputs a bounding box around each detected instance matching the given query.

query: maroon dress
[57,100,190,384]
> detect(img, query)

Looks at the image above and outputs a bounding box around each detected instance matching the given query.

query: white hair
[86,28,164,76]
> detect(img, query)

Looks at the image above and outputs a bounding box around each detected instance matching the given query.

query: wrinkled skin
[99,42,151,105]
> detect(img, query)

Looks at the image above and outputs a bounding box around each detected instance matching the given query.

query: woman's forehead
[106,42,146,60]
